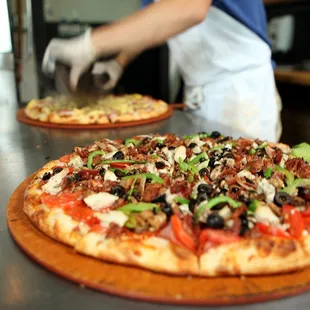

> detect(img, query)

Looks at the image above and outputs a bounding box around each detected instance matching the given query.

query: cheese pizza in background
[24,132,310,276]
[24,94,169,125]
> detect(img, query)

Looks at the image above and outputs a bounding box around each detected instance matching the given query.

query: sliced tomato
[282,205,304,239]
[256,222,292,239]
[90,224,108,233]
[171,215,196,252]
[288,209,304,239]
[64,205,99,226]
[198,229,241,255]
[59,154,71,163]
[282,205,294,218]
[109,162,130,169]
[79,169,99,178]
[302,208,310,218]
[41,191,84,209]
[200,229,241,245]
[41,191,99,226]
[303,217,310,226]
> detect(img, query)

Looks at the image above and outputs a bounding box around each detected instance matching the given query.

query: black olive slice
[205,213,224,229]
[274,192,292,206]
[112,151,125,160]
[42,172,51,180]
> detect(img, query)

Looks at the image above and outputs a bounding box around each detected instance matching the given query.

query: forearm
[92,0,211,56]
[116,48,142,68]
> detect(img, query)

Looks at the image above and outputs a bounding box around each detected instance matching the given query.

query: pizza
[24,94,169,124]
[23,132,310,276]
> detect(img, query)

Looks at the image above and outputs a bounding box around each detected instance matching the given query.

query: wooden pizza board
[16,104,181,130]
[7,175,310,305]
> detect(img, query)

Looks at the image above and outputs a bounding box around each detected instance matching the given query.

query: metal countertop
[1,95,310,309]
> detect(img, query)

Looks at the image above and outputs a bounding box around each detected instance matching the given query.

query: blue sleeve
[141,0,153,7]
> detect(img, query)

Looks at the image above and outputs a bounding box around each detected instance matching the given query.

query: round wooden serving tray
[7,175,310,305]
[16,104,178,130]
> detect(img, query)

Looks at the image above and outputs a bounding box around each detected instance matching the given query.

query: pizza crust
[199,237,310,276]
[75,235,199,275]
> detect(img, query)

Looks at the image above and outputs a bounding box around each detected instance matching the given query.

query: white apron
[167,6,282,142]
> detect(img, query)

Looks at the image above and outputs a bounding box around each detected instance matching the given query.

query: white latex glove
[42,28,97,89]
[91,60,124,91]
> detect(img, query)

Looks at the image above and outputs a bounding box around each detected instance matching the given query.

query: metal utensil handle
[25,0,33,58]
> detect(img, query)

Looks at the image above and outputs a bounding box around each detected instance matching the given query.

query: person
[42,0,282,142]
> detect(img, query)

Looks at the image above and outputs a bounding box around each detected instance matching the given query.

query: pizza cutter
[54,62,112,106]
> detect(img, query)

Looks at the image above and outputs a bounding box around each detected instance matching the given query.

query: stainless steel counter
[1,90,310,309]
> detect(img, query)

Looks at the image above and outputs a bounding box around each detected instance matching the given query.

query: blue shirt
[141,0,271,47]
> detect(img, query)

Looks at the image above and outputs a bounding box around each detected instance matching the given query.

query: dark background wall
[265,0,310,145]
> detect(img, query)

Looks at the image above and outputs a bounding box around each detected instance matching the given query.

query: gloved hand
[42,28,97,89]
[91,60,124,91]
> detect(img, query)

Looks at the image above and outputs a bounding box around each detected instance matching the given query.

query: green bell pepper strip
[195,196,241,222]
[87,150,105,169]
[178,158,189,171]
[282,178,310,195]
[249,148,256,155]
[276,165,294,186]
[248,200,259,212]
[190,152,208,165]
[258,141,268,149]
[264,167,273,179]
[125,138,140,146]
[118,203,160,215]
[110,168,128,174]
[128,178,138,197]
[101,160,146,165]
[122,173,164,184]
[125,217,137,229]
[156,139,164,145]
[188,172,195,183]
[183,133,210,140]
[291,142,310,163]
[174,197,190,205]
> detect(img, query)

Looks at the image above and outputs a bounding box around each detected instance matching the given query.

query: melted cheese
[279,154,289,168]
[257,179,275,203]
[189,136,205,147]
[218,206,232,220]
[179,204,191,215]
[146,163,158,175]
[42,168,69,195]
[255,205,280,225]
[68,155,84,169]
[174,146,187,162]
[165,189,177,204]
[104,170,117,182]
[103,151,117,160]
[162,147,174,165]
[84,192,119,210]
[94,210,128,227]
[192,146,201,154]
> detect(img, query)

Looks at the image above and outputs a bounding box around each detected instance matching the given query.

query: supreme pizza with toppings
[24,132,310,276]
[24,94,168,124]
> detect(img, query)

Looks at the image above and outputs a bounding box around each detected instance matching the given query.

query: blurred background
[1,0,310,144]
